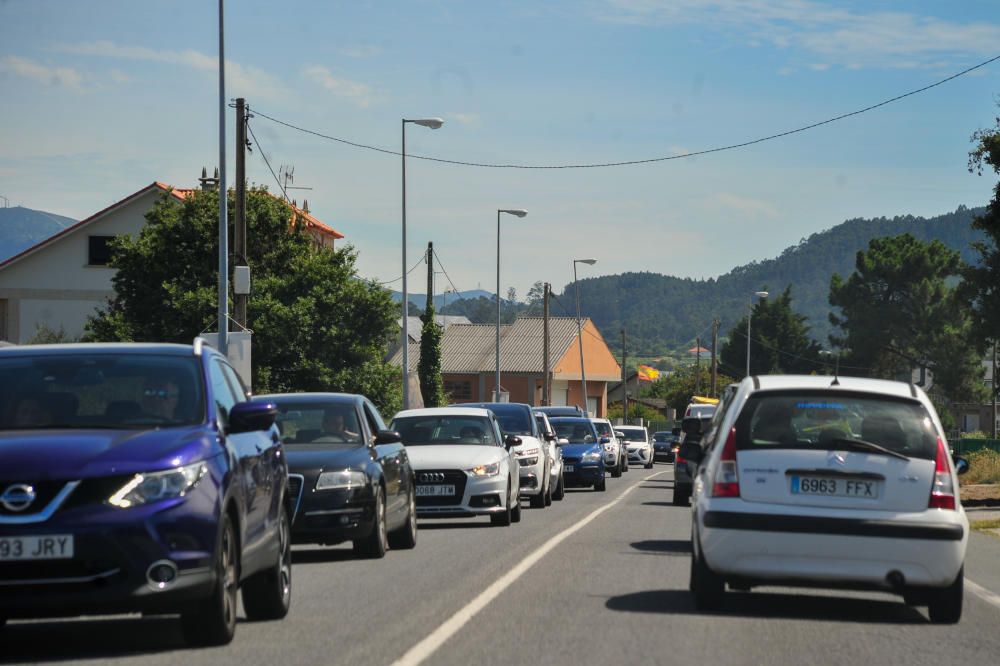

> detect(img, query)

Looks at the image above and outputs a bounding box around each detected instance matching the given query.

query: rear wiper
[830,438,909,461]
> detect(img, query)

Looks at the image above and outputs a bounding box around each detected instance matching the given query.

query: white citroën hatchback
[685,375,970,623]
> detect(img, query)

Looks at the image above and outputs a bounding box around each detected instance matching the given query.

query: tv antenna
[0,194,9,208]
[278,165,313,193]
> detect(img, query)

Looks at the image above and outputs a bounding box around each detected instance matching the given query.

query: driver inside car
[321,409,361,442]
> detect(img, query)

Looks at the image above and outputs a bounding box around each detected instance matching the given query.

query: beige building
[0,178,342,343]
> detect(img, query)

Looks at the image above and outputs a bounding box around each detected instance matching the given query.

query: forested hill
[0,206,76,261]
[563,205,986,355]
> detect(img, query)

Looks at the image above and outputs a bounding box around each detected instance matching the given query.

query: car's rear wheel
[242,506,292,621]
[552,472,565,501]
[388,486,418,550]
[491,483,513,526]
[354,487,388,558]
[928,567,963,624]
[690,539,724,611]
[181,513,238,646]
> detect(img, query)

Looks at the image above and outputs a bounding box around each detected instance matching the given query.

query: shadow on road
[605,589,928,623]
[630,539,691,555]
[0,615,206,662]
[292,546,363,564]
[641,501,681,507]
[417,520,493,530]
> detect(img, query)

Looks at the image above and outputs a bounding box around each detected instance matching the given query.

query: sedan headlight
[467,462,501,477]
[582,451,602,462]
[516,448,540,457]
[108,462,207,508]
[316,469,367,491]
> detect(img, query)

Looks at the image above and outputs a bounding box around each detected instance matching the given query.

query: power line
[432,253,464,300]
[728,326,871,372]
[374,255,426,286]
[246,121,290,202]
[251,54,999,170]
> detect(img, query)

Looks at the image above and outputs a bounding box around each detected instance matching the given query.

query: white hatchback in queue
[685,375,970,623]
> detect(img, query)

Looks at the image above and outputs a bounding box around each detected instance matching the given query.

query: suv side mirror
[505,434,522,449]
[374,430,402,445]
[599,436,611,444]
[557,437,569,446]
[228,401,277,434]
[544,432,557,442]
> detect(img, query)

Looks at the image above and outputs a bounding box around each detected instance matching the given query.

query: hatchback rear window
[734,390,938,460]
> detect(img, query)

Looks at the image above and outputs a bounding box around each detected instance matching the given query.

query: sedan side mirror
[953,455,970,476]
[599,436,611,444]
[505,434,522,449]
[374,430,402,445]
[228,401,278,434]
[678,442,703,463]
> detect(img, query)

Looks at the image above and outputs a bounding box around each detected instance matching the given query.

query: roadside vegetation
[963,449,1000,485]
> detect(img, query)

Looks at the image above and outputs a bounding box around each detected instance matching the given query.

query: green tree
[829,233,984,415]
[418,293,446,407]
[719,287,822,376]
[85,187,401,414]
[647,366,737,415]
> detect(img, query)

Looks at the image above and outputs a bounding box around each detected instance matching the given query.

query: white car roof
[393,407,493,419]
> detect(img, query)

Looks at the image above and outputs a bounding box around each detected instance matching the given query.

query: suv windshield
[735,390,938,460]
[618,427,648,442]
[274,402,364,446]
[391,415,497,446]
[0,353,205,429]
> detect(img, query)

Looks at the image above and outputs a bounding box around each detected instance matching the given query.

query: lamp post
[401,117,444,409]
[495,209,528,401]
[746,290,769,377]
[574,258,597,414]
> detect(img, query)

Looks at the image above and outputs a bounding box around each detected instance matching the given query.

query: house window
[88,236,117,266]
[445,380,472,401]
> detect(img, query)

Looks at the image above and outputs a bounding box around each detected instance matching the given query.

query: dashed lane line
[391,469,665,666]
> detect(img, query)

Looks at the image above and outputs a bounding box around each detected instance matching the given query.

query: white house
[0,176,343,343]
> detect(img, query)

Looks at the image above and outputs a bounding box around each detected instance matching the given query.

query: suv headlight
[516,448,540,457]
[108,462,207,508]
[518,457,539,467]
[582,451,602,462]
[467,462,501,477]
[316,469,367,491]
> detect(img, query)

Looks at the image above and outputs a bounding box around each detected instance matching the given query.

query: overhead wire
[245,120,290,202]
[251,54,999,170]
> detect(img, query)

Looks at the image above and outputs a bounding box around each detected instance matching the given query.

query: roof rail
[752,375,760,390]
[909,383,918,398]
[193,337,205,356]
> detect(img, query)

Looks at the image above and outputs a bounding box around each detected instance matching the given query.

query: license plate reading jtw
[415,485,456,497]
[790,476,879,498]
[0,535,74,561]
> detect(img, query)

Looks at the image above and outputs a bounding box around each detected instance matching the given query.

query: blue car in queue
[549,417,606,492]
[0,341,290,646]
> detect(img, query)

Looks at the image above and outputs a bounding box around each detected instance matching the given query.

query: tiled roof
[389,316,583,374]
[162,184,344,240]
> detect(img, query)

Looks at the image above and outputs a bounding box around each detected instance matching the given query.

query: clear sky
[1,0,998,300]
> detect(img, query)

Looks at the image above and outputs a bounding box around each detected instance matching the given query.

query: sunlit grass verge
[962,449,1000,485]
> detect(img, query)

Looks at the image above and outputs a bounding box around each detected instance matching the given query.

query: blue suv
[0,341,290,646]
[548,417,606,491]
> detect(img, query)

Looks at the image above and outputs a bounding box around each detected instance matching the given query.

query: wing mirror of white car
[545,433,557,442]
[614,431,625,439]
[504,435,522,449]
[557,438,569,446]
[953,455,970,476]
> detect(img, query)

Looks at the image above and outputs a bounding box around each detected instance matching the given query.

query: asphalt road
[3,466,1000,665]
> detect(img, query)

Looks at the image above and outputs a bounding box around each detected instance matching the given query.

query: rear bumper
[699,507,968,588]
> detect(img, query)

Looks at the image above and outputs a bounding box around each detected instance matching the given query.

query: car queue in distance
[0,337,660,645]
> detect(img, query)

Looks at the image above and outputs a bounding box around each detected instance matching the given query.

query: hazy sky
[1,0,998,300]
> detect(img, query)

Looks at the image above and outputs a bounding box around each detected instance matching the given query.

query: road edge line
[967,577,1000,612]
[390,470,665,666]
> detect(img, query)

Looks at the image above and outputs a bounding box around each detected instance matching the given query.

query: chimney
[303,199,309,213]
[199,166,220,191]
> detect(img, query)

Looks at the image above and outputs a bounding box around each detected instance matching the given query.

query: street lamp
[746,290,769,377]
[495,209,528,401]
[401,117,444,409]
[574,258,597,414]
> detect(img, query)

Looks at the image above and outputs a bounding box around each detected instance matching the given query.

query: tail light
[711,427,740,497]
[928,436,956,510]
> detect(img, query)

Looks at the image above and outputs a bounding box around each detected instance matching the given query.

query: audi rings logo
[1,484,37,512]
[418,472,446,483]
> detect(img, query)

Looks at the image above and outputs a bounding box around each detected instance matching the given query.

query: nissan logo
[1,484,37,513]
[418,472,446,483]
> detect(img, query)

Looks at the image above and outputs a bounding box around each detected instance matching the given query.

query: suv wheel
[553,472,565,501]
[182,513,238,646]
[928,568,963,624]
[242,506,292,620]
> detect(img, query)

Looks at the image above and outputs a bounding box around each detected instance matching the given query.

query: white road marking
[391,470,665,666]
[968,578,1000,611]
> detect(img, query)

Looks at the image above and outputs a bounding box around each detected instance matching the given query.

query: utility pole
[993,341,997,439]
[425,242,434,317]
[542,283,551,406]
[234,97,248,328]
[621,329,628,422]
[216,0,228,354]
[695,337,702,395]
[710,318,719,396]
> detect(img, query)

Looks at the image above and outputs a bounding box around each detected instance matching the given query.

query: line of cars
[0,340,662,645]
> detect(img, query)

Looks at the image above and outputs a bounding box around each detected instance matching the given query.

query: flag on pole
[637,364,660,382]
